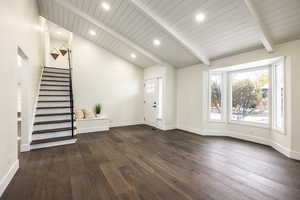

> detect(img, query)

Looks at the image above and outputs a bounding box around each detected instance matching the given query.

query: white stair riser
[42,77,69,81]
[43,73,70,78]
[36,108,70,114]
[39,96,70,101]
[31,139,77,150]
[40,86,70,90]
[44,68,69,73]
[32,130,73,140]
[39,91,70,96]
[34,122,73,131]
[38,102,70,107]
[41,81,69,86]
[34,115,72,122]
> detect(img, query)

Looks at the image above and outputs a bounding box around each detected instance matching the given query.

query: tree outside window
[231,69,269,124]
[209,74,222,120]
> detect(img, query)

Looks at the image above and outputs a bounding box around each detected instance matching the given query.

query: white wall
[144,65,177,130]
[0,0,42,196]
[72,36,144,127]
[176,39,300,159]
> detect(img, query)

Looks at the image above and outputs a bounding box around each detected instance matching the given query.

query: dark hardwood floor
[2,125,300,200]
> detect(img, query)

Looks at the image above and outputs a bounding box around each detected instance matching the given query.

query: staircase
[31,65,77,150]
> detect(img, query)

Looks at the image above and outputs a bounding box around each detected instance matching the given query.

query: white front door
[144,79,158,127]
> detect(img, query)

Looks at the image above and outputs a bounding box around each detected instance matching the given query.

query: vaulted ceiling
[37,0,300,68]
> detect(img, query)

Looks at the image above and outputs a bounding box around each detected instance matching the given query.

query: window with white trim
[209,72,224,121]
[230,67,269,125]
[272,58,285,131]
[207,57,285,130]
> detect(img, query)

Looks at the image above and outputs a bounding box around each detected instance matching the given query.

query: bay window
[207,57,285,131]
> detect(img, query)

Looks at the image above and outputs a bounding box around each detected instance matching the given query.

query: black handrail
[67,49,74,137]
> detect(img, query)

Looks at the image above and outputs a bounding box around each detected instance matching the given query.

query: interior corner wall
[0,0,42,196]
[144,65,177,130]
[72,35,144,127]
[176,39,300,159]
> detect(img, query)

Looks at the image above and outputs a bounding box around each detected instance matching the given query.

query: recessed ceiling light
[89,30,96,36]
[195,13,206,23]
[131,53,137,59]
[56,31,62,35]
[101,2,111,11]
[153,39,161,47]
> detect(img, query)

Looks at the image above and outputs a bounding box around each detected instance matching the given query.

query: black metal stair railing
[67,49,74,137]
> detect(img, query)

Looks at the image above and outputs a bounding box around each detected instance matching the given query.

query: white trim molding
[77,127,109,134]
[110,121,144,128]
[177,127,300,161]
[0,160,19,197]
[162,124,176,131]
[20,143,30,152]
[176,125,203,135]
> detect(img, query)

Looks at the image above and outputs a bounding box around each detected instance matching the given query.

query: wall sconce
[50,44,69,60]
[50,48,60,60]
[59,44,68,56]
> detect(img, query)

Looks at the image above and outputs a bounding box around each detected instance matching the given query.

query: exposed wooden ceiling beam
[53,0,164,65]
[130,0,210,65]
[244,0,274,52]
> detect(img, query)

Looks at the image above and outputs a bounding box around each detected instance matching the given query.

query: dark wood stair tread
[44,67,69,71]
[39,94,70,97]
[37,106,71,109]
[43,75,69,78]
[33,127,76,134]
[34,120,72,125]
[41,84,69,87]
[40,89,70,92]
[42,80,69,83]
[43,71,70,75]
[38,100,70,103]
[35,113,73,117]
[31,136,76,145]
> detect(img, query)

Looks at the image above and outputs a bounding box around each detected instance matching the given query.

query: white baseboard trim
[77,127,109,134]
[162,125,176,131]
[20,144,30,152]
[110,121,143,128]
[177,127,300,160]
[201,129,227,136]
[290,150,300,160]
[226,131,270,146]
[271,141,291,158]
[176,126,203,135]
[0,160,19,197]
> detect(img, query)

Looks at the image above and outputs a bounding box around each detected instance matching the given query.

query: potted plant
[95,104,102,118]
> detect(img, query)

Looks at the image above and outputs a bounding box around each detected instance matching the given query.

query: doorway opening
[17,47,30,154]
[144,77,163,129]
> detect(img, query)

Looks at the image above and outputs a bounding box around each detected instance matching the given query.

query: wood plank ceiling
[38,0,300,68]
